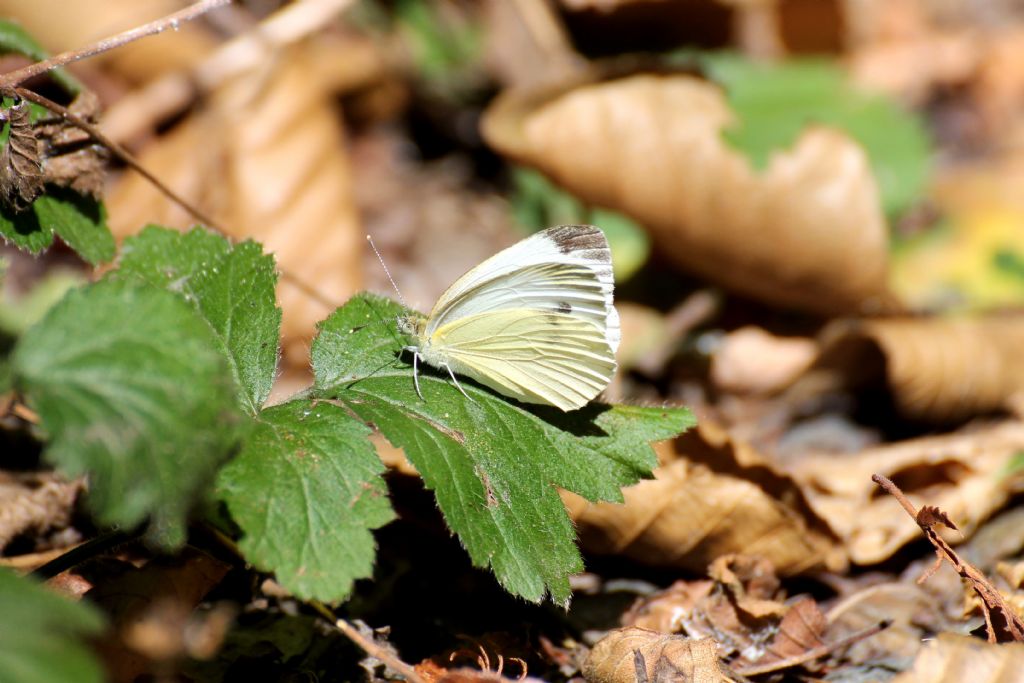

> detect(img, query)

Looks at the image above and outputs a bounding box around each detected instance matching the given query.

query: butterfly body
[398,225,619,412]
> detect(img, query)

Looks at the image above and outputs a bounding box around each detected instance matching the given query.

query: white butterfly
[392,225,620,411]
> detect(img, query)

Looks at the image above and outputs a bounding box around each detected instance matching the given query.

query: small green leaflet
[311,294,694,604]
[0,569,105,683]
[217,401,395,602]
[11,278,244,547]
[117,226,282,414]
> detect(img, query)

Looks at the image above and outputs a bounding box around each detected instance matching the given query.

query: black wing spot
[556,301,573,314]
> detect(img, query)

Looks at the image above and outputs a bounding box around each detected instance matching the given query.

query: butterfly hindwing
[428,308,615,411]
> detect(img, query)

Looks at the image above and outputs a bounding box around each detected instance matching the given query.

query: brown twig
[12,87,224,231]
[871,473,1024,643]
[333,617,427,683]
[0,392,40,424]
[0,0,231,90]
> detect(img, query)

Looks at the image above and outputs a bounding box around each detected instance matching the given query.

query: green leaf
[395,0,482,84]
[0,204,55,254]
[0,20,80,93]
[510,167,650,282]
[311,294,694,604]
[0,190,114,265]
[0,568,105,683]
[34,190,114,265]
[704,55,931,217]
[217,400,394,602]
[11,278,244,547]
[118,226,281,414]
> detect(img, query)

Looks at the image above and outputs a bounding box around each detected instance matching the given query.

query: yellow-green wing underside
[429,308,615,411]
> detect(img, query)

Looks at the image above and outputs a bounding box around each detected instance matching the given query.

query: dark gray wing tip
[544,224,608,255]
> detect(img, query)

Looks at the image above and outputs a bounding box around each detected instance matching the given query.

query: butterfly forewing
[408,224,619,411]
[425,226,618,351]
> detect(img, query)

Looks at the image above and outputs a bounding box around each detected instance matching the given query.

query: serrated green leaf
[217,400,394,602]
[118,226,281,413]
[311,294,694,604]
[33,190,114,265]
[11,278,244,547]
[0,568,105,683]
[0,20,80,93]
[705,55,930,217]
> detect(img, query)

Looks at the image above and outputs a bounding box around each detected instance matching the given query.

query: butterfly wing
[426,309,616,411]
[425,225,620,353]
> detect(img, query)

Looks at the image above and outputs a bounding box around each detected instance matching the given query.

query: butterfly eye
[396,316,414,335]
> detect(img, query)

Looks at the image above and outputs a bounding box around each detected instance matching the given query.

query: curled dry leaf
[890,633,1024,683]
[562,442,839,576]
[792,421,1024,565]
[815,315,1024,422]
[710,326,818,395]
[482,73,895,315]
[583,627,736,683]
[106,45,363,364]
[0,98,43,212]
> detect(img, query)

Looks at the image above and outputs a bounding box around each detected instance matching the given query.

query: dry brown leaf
[827,582,948,665]
[482,73,895,315]
[106,44,363,364]
[0,472,82,551]
[562,444,839,575]
[891,633,1024,683]
[711,326,817,395]
[583,627,736,683]
[86,548,232,682]
[623,579,716,633]
[792,421,1024,565]
[815,315,1024,422]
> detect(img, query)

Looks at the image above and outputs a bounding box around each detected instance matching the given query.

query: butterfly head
[397,314,427,340]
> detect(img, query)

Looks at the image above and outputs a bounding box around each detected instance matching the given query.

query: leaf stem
[333,616,428,683]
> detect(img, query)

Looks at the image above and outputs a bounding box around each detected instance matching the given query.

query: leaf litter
[5,0,1024,681]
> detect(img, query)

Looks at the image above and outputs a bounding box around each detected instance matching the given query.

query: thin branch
[870,473,919,519]
[871,473,1024,643]
[13,87,223,231]
[333,617,427,683]
[0,0,232,89]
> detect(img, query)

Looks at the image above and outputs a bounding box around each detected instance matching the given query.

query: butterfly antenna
[366,235,409,308]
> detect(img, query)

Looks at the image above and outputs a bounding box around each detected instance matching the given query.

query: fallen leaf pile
[5,0,1024,681]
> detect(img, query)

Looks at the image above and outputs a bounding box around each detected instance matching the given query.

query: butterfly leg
[442,363,474,402]
[405,346,425,400]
